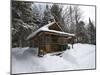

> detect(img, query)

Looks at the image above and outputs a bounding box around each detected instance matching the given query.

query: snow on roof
[26,22,75,40]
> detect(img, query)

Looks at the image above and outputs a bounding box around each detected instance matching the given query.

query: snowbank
[12,43,95,74]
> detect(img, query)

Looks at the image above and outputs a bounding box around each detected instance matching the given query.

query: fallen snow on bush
[12,43,95,74]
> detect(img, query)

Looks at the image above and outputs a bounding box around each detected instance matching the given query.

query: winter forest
[11,1,96,74]
[11,1,96,47]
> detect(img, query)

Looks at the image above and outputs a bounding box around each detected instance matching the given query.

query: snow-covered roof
[26,21,75,40]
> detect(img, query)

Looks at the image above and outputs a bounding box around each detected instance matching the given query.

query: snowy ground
[11,43,96,74]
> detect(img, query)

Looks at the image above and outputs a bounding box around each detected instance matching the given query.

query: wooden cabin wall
[42,34,70,53]
[50,44,59,52]
[44,34,52,53]
[38,32,54,53]
[30,38,39,47]
[51,35,59,52]
[58,37,68,45]
[38,33,59,53]
[43,34,60,53]
[33,32,75,54]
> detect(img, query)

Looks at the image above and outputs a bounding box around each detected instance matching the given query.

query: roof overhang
[26,21,75,40]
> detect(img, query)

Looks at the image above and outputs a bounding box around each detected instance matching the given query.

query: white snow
[12,43,95,74]
[26,21,75,40]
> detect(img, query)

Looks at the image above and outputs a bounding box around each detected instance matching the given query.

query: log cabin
[26,21,75,56]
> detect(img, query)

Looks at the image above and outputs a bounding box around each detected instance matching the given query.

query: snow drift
[11,43,95,74]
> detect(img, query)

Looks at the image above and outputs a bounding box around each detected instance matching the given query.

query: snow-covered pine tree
[87,18,96,44]
[12,1,38,47]
[76,21,88,43]
[41,5,54,27]
[50,4,65,31]
[32,4,43,28]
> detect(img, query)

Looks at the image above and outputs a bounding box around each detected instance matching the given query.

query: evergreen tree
[87,18,96,44]
[32,4,42,28]
[50,4,65,31]
[12,1,37,47]
[76,21,88,43]
[41,5,54,27]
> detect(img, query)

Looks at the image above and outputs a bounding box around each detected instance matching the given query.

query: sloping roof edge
[26,21,75,40]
